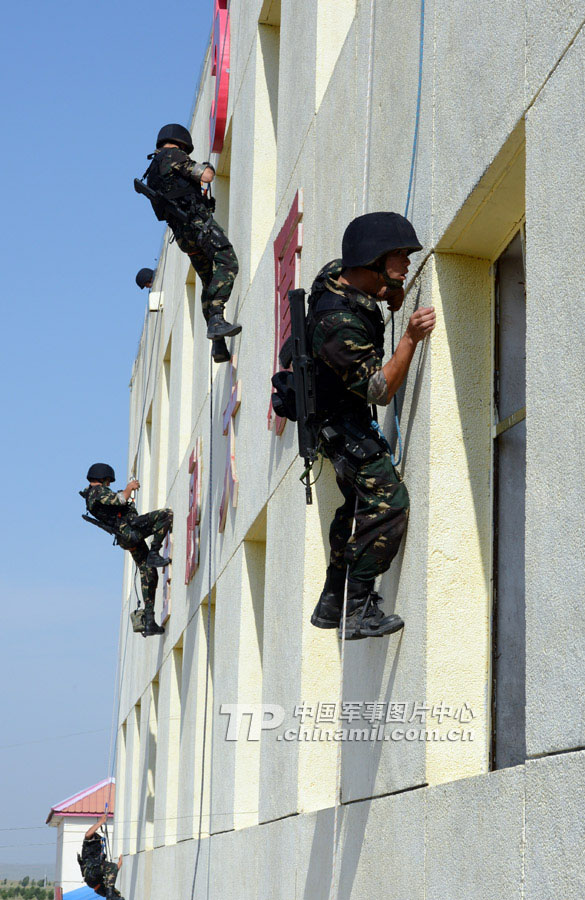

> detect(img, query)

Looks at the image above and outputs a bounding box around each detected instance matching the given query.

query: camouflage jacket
[309,259,385,421]
[78,834,105,882]
[145,147,214,222]
[80,484,137,530]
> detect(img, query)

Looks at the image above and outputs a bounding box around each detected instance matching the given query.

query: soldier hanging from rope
[308,212,436,639]
[80,464,172,636]
[77,814,124,900]
[137,123,240,364]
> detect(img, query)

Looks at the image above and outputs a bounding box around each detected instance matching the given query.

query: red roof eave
[46,778,115,824]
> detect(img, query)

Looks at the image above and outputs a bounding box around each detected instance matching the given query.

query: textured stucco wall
[525,24,585,757]
[113,0,585,897]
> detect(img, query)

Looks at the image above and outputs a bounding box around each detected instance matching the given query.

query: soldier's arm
[85,814,107,840]
[313,313,381,402]
[167,148,215,184]
[95,485,130,507]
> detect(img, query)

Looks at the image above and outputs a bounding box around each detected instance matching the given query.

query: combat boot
[311,566,347,628]
[146,550,171,567]
[339,580,404,641]
[143,607,165,637]
[212,337,231,363]
[206,312,242,339]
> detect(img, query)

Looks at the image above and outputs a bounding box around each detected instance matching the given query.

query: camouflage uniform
[145,147,238,322]
[78,834,121,899]
[310,260,410,584]
[81,484,173,615]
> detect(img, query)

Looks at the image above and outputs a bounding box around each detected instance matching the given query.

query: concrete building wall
[114,1,585,897]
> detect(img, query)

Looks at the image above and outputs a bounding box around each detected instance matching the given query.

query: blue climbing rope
[391,0,425,467]
[404,0,426,221]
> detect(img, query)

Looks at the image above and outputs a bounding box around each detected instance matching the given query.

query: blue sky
[0,0,210,871]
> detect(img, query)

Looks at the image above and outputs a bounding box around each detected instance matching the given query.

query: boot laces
[362,591,384,621]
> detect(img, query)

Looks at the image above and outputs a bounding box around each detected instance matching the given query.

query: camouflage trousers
[83,861,119,897]
[326,446,409,583]
[117,509,173,609]
[188,243,239,321]
[175,218,239,321]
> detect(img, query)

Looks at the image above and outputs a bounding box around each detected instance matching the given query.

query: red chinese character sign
[209,0,230,154]
[185,439,203,585]
[219,356,241,533]
[268,189,304,434]
[161,532,172,624]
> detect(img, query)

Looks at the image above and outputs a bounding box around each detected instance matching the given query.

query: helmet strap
[381,271,404,290]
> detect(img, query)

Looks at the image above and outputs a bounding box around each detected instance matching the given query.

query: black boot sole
[146,555,171,568]
[311,613,341,629]
[340,615,404,640]
[206,323,242,339]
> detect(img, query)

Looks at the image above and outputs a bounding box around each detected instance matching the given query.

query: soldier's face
[372,249,411,308]
[385,249,411,282]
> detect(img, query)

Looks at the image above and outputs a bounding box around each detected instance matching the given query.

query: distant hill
[0,868,54,883]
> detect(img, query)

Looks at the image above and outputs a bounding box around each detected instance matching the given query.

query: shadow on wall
[303,806,336,899]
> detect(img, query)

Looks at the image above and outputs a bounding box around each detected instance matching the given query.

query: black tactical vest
[81,487,135,531]
[144,149,208,223]
[307,287,385,422]
[78,834,104,885]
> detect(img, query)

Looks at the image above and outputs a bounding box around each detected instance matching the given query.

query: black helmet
[156,124,194,154]
[87,463,116,483]
[135,268,154,289]
[341,212,422,268]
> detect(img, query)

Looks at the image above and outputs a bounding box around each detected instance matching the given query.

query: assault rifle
[280,289,319,504]
[81,514,119,542]
[133,179,190,225]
